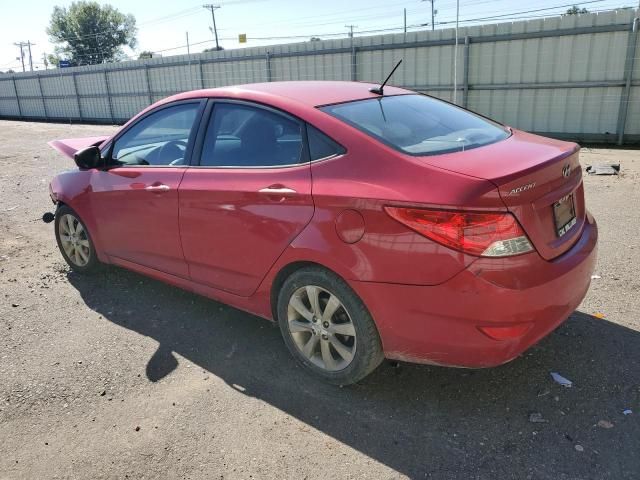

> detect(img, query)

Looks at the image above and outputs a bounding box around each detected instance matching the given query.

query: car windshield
[320,94,510,155]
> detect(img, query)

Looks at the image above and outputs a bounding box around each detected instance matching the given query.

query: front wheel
[277,267,384,385]
[54,205,100,273]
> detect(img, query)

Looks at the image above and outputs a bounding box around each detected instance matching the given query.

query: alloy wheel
[287,285,356,371]
[58,213,91,267]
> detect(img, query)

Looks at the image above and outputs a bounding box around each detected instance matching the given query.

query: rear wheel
[277,267,384,385]
[55,205,99,273]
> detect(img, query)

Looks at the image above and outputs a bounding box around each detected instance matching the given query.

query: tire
[277,267,384,385]
[54,205,100,273]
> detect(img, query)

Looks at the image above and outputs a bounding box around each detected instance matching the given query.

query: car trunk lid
[415,130,584,260]
[48,136,109,159]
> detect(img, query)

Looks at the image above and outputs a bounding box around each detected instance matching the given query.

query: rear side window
[321,94,509,156]
[200,103,304,167]
[307,125,345,160]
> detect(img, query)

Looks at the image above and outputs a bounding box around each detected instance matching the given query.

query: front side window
[200,103,303,167]
[112,103,200,166]
[321,94,509,156]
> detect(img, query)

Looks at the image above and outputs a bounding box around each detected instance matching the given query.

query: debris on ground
[575,444,584,452]
[586,164,620,175]
[597,420,614,429]
[591,274,601,279]
[551,372,573,387]
[623,409,633,415]
[593,312,607,319]
[529,412,548,423]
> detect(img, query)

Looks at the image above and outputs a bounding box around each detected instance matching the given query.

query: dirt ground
[0,120,638,480]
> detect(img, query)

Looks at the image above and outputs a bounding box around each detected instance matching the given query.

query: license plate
[553,194,576,237]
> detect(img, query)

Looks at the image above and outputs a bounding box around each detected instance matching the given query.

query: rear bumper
[352,212,598,368]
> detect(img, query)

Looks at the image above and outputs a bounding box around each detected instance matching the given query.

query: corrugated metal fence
[1,9,640,144]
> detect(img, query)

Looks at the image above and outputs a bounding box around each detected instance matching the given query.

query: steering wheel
[157,140,188,166]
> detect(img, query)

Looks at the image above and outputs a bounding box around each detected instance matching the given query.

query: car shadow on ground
[67,266,639,479]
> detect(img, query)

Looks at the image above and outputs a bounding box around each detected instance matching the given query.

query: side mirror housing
[74,146,102,170]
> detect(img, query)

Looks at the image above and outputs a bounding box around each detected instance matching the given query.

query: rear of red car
[317,94,597,367]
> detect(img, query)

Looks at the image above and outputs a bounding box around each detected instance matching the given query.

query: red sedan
[47,81,597,385]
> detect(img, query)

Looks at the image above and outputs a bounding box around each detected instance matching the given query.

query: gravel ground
[0,120,639,480]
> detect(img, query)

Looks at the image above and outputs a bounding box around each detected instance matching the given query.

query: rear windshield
[320,94,510,156]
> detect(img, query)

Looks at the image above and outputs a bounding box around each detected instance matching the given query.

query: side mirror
[74,146,102,170]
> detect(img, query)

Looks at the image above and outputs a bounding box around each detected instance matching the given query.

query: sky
[0,0,636,72]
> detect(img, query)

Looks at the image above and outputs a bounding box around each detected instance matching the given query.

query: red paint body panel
[90,168,189,278]
[353,213,597,366]
[178,165,314,296]
[47,81,598,370]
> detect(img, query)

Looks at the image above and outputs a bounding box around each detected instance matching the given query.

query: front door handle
[145,184,170,192]
[258,186,297,195]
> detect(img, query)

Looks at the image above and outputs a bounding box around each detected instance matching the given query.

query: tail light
[384,207,533,257]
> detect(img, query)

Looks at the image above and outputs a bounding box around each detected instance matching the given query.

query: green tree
[564,5,589,15]
[47,1,137,66]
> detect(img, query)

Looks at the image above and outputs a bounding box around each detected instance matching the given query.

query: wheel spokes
[331,322,356,337]
[329,335,354,362]
[77,247,89,263]
[321,294,341,323]
[63,243,75,257]
[289,319,313,333]
[289,295,314,322]
[66,215,76,234]
[321,339,338,370]
[301,334,319,359]
[306,286,321,316]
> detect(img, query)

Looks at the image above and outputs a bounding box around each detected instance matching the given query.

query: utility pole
[422,0,435,30]
[453,0,459,104]
[203,4,221,50]
[27,41,34,71]
[186,31,191,55]
[345,24,357,38]
[404,8,407,34]
[14,42,26,72]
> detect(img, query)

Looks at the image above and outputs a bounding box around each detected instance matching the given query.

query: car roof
[166,81,412,108]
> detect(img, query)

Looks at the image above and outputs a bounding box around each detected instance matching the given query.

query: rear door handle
[145,184,170,192]
[258,186,297,195]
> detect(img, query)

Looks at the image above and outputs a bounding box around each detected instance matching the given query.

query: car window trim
[105,98,207,169]
[191,98,311,169]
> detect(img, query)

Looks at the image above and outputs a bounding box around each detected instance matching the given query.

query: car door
[89,100,205,278]
[178,100,314,296]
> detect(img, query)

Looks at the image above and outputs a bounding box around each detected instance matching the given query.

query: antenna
[369,59,403,95]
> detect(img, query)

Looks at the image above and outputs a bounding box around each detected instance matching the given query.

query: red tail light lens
[384,207,533,257]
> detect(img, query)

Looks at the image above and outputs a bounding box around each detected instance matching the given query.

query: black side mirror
[74,146,102,170]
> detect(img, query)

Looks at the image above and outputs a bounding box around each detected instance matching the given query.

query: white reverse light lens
[481,236,533,257]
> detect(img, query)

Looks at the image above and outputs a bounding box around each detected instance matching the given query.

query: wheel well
[270,261,334,320]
